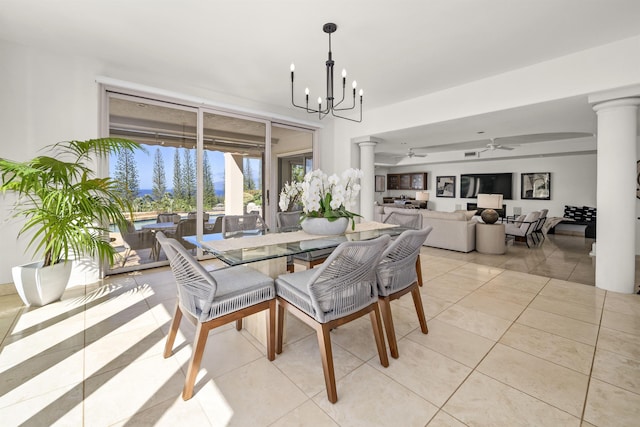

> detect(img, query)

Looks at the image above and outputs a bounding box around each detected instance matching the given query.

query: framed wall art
[521,172,551,200]
[375,175,386,192]
[436,176,456,198]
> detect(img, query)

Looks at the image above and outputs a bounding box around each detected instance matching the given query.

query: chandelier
[290,23,363,122]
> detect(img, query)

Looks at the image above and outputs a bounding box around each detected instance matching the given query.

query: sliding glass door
[104,91,314,274]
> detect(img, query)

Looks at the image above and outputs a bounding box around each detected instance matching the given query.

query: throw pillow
[564,205,583,221]
[583,206,597,223]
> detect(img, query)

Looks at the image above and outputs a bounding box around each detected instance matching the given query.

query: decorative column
[358,140,377,221]
[224,153,244,215]
[592,97,640,293]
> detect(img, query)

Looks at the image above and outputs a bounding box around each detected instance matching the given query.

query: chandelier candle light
[290,22,363,122]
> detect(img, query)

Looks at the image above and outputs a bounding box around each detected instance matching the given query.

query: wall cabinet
[387,173,428,190]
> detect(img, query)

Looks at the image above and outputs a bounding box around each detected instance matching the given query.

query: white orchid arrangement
[279,168,363,230]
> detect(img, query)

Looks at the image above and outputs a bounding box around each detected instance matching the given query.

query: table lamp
[415,191,429,208]
[477,193,503,224]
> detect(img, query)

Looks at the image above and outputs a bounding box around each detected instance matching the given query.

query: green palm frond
[1,138,141,267]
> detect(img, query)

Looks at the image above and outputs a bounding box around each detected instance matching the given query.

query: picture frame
[436,176,456,198]
[375,175,385,192]
[521,172,551,200]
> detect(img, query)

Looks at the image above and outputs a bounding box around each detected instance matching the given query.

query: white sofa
[375,206,476,252]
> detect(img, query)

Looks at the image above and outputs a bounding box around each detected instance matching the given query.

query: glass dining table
[183,221,406,267]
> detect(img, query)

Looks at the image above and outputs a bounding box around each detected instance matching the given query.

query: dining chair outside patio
[222,213,268,233]
[118,221,157,266]
[383,209,425,286]
[156,232,276,400]
[174,219,199,251]
[376,227,432,358]
[157,213,181,224]
[274,235,391,403]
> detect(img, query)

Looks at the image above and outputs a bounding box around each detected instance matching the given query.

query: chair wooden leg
[164,303,183,358]
[235,319,242,330]
[411,286,428,334]
[182,322,209,400]
[316,323,338,403]
[266,299,276,361]
[416,255,424,287]
[276,301,285,354]
[378,297,398,358]
[370,305,389,368]
[287,263,295,273]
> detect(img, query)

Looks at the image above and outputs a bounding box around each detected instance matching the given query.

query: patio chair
[174,219,199,251]
[157,213,181,224]
[376,227,432,358]
[274,235,391,403]
[383,209,425,286]
[156,231,276,400]
[222,213,268,234]
[504,211,540,248]
[187,212,210,221]
[205,215,223,233]
[118,221,157,266]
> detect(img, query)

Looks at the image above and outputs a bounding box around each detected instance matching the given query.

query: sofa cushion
[423,210,467,221]
[455,209,478,220]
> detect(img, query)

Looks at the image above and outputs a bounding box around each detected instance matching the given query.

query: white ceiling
[2,0,640,161]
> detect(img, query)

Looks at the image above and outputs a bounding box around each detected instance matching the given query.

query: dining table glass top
[185,221,406,266]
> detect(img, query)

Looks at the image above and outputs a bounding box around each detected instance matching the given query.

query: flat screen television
[460,173,513,199]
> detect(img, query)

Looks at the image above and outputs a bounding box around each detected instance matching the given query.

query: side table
[476,223,506,254]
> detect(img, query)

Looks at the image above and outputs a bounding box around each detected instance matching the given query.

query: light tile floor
[1,234,640,426]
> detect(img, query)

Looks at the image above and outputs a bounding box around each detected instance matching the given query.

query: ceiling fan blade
[498,146,515,150]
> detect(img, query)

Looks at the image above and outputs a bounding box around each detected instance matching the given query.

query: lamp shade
[477,193,503,209]
[415,191,429,201]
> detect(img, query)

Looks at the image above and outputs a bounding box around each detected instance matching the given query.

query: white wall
[376,154,596,218]
[0,41,103,287]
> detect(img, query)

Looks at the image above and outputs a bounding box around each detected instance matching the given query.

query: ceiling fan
[403,148,428,158]
[479,139,516,153]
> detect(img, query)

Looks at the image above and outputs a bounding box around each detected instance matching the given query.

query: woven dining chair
[156,232,276,400]
[383,210,425,287]
[383,210,423,230]
[276,210,334,272]
[274,235,391,403]
[376,227,432,358]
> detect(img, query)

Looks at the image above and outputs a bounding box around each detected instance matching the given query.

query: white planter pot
[301,217,349,235]
[11,261,72,306]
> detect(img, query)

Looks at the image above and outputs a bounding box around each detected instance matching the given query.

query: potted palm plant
[0,138,140,306]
